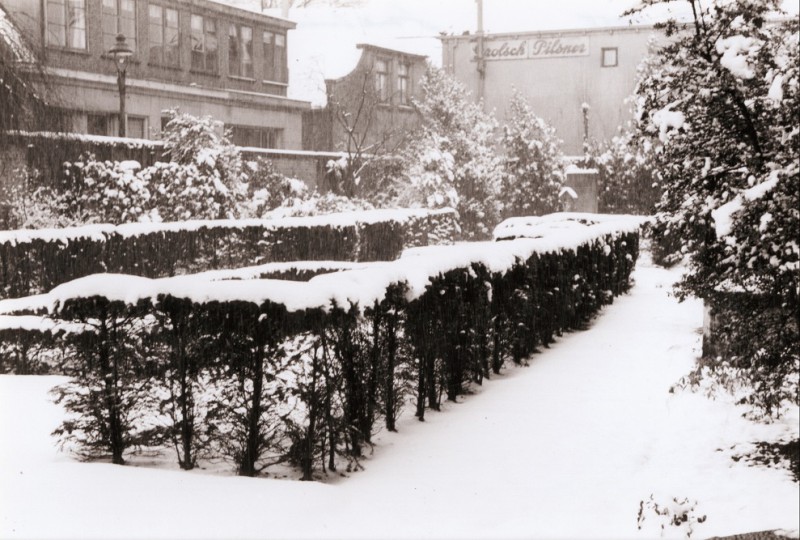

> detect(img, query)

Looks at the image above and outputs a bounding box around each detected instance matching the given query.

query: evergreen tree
[630,0,799,418]
[401,68,503,240]
[500,89,564,217]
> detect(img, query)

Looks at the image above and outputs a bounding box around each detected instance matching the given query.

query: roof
[203,0,296,29]
[439,23,659,43]
[356,43,428,60]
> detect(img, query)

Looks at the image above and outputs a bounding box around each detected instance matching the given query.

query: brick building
[303,43,427,153]
[1,0,310,148]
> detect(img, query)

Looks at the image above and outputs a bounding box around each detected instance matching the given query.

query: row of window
[85,112,283,148]
[45,0,288,82]
[374,59,411,105]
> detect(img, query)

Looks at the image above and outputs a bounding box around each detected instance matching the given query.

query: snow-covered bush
[147,109,246,220]
[6,181,82,229]
[637,494,707,538]
[400,68,503,240]
[262,191,375,219]
[500,89,564,218]
[580,129,660,216]
[629,0,799,418]
[50,300,162,465]
[65,157,154,223]
[242,157,310,216]
[30,221,639,478]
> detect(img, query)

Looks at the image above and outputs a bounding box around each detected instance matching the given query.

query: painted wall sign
[476,36,590,60]
[480,39,528,60]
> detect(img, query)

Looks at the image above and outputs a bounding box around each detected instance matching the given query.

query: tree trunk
[239,347,264,477]
[102,317,125,465]
[384,312,397,432]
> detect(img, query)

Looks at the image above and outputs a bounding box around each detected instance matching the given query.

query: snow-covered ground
[1,255,798,539]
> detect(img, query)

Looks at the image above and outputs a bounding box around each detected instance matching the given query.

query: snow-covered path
[1,259,798,539]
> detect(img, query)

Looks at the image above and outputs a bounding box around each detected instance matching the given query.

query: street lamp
[108,34,133,137]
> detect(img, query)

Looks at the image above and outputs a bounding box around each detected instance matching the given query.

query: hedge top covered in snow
[0,208,457,247]
[492,212,650,241]
[0,218,638,319]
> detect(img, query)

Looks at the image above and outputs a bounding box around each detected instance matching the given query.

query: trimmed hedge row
[0,209,458,298]
[2,222,640,480]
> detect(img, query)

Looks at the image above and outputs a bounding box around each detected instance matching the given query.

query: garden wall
[0,131,345,196]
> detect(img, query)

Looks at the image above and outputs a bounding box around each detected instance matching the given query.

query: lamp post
[108,34,133,137]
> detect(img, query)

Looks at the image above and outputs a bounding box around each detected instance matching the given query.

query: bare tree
[325,64,417,197]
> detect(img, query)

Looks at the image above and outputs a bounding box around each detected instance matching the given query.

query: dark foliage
[11,227,639,478]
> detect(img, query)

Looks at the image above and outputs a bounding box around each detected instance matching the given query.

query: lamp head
[108,34,133,72]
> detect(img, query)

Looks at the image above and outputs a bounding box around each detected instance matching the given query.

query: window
[397,62,410,105]
[103,0,136,53]
[375,59,389,102]
[274,33,286,82]
[230,125,282,149]
[228,24,254,78]
[46,0,86,49]
[263,31,275,80]
[263,31,287,82]
[191,14,218,72]
[127,116,146,139]
[601,47,618,67]
[87,113,110,136]
[148,4,179,66]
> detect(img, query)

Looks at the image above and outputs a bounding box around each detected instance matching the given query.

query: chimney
[281,0,290,18]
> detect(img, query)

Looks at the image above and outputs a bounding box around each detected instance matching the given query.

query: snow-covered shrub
[263,191,375,219]
[241,157,310,216]
[0,210,457,298]
[400,68,503,240]
[150,109,246,220]
[628,0,799,418]
[239,156,377,220]
[637,494,707,538]
[32,222,640,478]
[0,324,78,375]
[3,167,85,229]
[580,129,660,216]
[64,157,154,223]
[500,89,564,218]
[10,112,246,226]
[50,299,162,465]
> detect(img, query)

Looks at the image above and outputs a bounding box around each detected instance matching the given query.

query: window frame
[148,3,180,67]
[102,0,137,54]
[601,47,618,68]
[229,125,283,149]
[397,61,411,106]
[45,0,87,50]
[190,13,218,74]
[228,23,254,79]
[374,58,389,103]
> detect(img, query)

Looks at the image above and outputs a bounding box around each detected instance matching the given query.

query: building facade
[440,25,657,155]
[303,43,427,153]
[2,0,310,148]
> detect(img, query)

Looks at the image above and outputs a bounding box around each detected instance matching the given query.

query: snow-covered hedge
[0,208,458,298]
[1,219,639,478]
